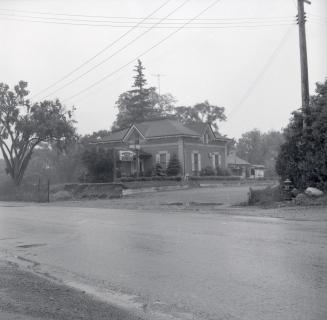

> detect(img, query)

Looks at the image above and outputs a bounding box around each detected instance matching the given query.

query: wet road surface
[0,204,326,319]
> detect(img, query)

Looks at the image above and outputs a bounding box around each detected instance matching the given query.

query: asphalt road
[0,204,326,320]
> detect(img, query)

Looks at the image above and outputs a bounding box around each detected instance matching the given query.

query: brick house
[93,118,230,178]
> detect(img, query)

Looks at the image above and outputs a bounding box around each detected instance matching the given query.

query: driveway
[0,203,326,320]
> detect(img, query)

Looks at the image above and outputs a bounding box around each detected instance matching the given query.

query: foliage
[248,186,283,206]
[236,129,284,177]
[166,153,182,176]
[174,100,226,131]
[24,141,85,184]
[200,166,215,176]
[81,147,114,182]
[276,80,327,190]
[216,166,231,176]
[189,175,240,181]
[120,176,182,182]
[0,81,76,185]
[154,162,165,176]
[112,60,170,129]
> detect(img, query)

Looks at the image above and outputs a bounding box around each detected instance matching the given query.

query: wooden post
[47,179,50,203]
[112,148,116,181]
[297,0,311,128]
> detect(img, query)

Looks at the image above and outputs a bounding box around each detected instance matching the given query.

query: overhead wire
[0,14,296,28]
[31,0,173,99]
[0,7,296,22]
[227,25,295,118]
[40,0,192,100]
[63,0,223,102]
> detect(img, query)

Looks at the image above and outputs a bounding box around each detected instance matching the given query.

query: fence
[0,178,50,202]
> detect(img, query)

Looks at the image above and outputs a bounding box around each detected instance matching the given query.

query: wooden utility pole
[297,0,311,127]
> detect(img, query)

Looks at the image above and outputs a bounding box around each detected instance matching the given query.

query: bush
[155,163,166,176]
[248,185,283,206]
[216,166,231,176]
[81,147,114,182]
[276,80,327,190]
[189,175,240,181]
[166,154,182,176]
[119,176,181,183]
[200,166,215,176]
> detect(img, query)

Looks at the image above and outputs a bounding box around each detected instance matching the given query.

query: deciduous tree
[174,100,226,131]
[0,81,76,185]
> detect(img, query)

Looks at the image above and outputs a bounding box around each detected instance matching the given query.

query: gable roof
[227,154,250,166]
[96,118,229,143]
[134,119,198,138]
[99,127,129,142]
[184,123,208,135]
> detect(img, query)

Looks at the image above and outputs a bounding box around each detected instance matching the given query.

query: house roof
[99,128,129,142]
[184,123,207,135]
[227,154,251,166]
[134,119,198,138]
[96,118,229,143]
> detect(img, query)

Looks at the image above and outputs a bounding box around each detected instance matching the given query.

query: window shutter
[156,153,160,163]
[191,153,195,171]
[212,154,215,168]
[198,153,202,171]
[166,152,170,166]
[218,154,221,166]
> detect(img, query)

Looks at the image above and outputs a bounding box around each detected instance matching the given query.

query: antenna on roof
[152,73,166,96]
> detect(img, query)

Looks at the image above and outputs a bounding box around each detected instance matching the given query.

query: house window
[160,153,167,169]
[204,133,209,144]
[213,153,221,169]
[156,151,170,169]
[134,133,139,145]
[192,152,201,174]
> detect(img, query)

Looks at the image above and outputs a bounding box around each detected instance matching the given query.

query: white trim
[191,151,201,172]
[211,152,221,169]
[123,125,145,142]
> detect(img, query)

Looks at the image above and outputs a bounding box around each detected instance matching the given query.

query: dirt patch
[0,260,143,320]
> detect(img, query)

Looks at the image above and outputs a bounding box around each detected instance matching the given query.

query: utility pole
[297,0,311,128]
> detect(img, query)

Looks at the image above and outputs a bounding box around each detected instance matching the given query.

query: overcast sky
[1,0,326,139]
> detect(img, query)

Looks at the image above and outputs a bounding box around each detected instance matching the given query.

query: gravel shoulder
[0,260,143,320]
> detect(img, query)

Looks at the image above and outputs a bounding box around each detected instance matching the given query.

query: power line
[40,0,192,100]
[0,7,296,22]
[63,0,223,102]
[228,25,295,118]
[31,0,173,99]
[0,16,296,28]
[0,13,295,25]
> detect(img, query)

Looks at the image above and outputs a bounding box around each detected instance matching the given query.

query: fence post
[38,178,41,202]
[47,179,50,203]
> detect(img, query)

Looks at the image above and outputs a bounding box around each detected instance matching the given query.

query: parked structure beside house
[92,118,230,178]
[227,152,265,179]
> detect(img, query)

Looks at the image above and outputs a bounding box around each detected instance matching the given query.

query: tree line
[1,59,326,189]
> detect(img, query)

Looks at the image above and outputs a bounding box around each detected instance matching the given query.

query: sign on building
[119,150,135,161]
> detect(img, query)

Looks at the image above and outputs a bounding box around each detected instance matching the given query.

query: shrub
[166,154,181,176]
[248,186,283,206]
[189,175,240,181]
[276,80,327,190]
[216,166,231,176]
[81,147,114,182]
[200,166,215,176]
[155,163,166,176]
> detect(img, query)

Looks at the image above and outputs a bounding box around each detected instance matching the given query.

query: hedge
[189,175,241,181]
[119,176,182,182]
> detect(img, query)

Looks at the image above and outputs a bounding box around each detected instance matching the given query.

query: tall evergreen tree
[113,60,163,129]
